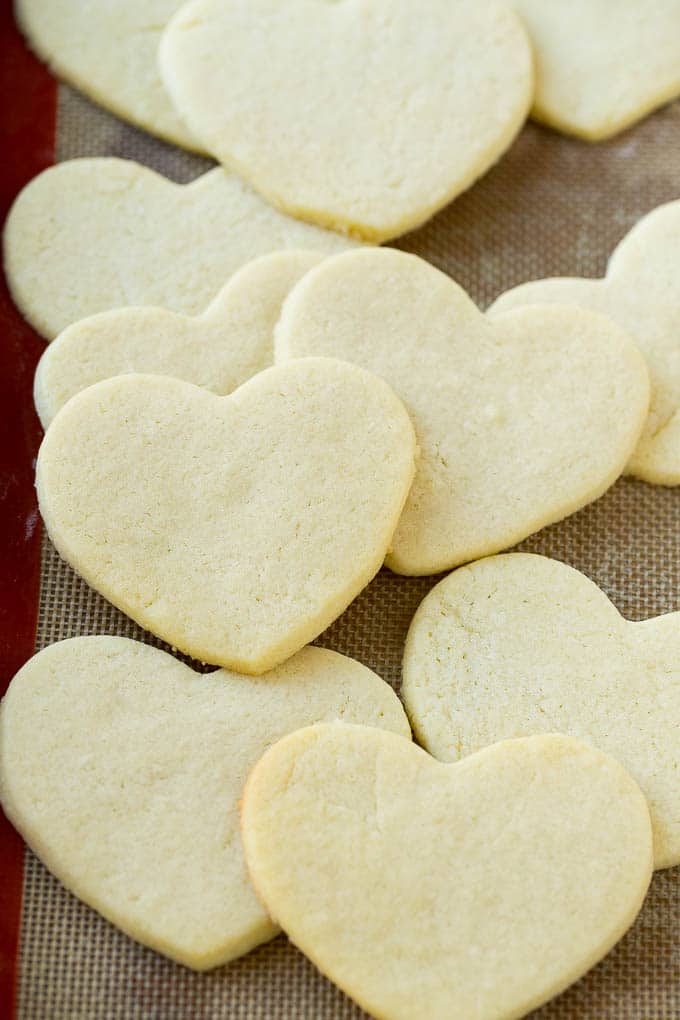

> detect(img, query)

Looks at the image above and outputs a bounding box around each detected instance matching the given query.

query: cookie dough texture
[242,725,652,1020]
[491,200,680,485]
[36,359,417,673]
[159,0,533,241]
[3,158,356,339]
[0,637,410,969]
[34,250,325,429]
[509,0,680,140]
[15,0,196,148]
[276,249,650,575]
[402,553,680,869]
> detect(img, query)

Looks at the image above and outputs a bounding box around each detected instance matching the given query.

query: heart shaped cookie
[3,158,355,339]
[491,200,680,485]
[276,248,650,575]
[34,250,325,429]
[0,637,410,969]
[242,724,652,1020]
[402,552,680,869]
[16,0,196,149]
[36,359,417,673]
[508,0,680,139]
[159,0,533,241]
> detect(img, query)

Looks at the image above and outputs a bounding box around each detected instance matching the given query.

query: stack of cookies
[2,3,680,1019]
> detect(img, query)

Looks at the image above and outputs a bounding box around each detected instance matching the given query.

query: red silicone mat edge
[0,1,56,1014]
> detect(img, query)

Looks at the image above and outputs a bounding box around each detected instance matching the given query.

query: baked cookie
[276,248,650,575]
[36,359,417,673]
[402,552,680,869]
[242,724,652,1020]
[3,158,355,339]
[34,250,325,429]
[491,200,680,484]
[159,0,533,241]
[0,637,410,969]
[16,0,196,149]
[508,0,680,140]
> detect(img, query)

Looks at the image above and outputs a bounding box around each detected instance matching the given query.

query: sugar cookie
[36,359,417,673]
[402,552,680,869]
[276,249,649,575]
[0,637,410,969]
[16,0,196,148]
[159,0,533,241]
[242,725,652,1020]
[491,200,680,484]
[508,0,680,140]
[34,250,325,429]
[3,158,355,339]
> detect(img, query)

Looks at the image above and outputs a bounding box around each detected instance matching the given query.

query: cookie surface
[0,637,410,969]
[402,552,680,869]
[34,250,325,429]
[510,0,680,139]
[36,359,417,673]
[3,158,355,339]
[491,200,680,485]
[159,0,532,241]
[16,0,195,148]
[276,248,650,575]
[242,725,652,1020]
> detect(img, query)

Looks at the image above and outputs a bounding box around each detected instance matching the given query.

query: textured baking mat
[16,84,680,1019]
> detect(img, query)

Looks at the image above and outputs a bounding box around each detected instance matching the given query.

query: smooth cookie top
[276,248,650,574]
[242,724,652,1020]
[491,199,680,485]
[0,637,410,969]
[160,0,532,240]
[36,358,417,672]
[16,0,197,148]
[4,158,355,339]
[34,250,326,428]
[511,0,680,139]
[402,552,680,869]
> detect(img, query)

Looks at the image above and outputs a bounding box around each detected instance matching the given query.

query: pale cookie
[507,0,680,140]
[34,250,325,429]
[36,359,417,673]
[276,249,650,575]
[0,637,410,969]
[3,158,355,339]
[242,725,652,1020]
[159,0,533,241]
[402,553,680,869]
[491,200,680,485]
[16,0,196,149]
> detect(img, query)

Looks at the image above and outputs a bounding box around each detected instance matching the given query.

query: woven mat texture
[16,83,680,1019]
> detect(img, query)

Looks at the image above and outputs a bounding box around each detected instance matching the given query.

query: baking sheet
[12,80,680,1020]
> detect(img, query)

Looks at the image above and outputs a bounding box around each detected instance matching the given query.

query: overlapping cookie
[0,637,410,968]
[242,724,652,1020]
[4,5,675,1010]
[159,0,533,240]
[491,199,680,484]
[276,248,650,574]
[507,0,680,139]
[3,158,355,339]
[402,553,680,868]
[36,359,416,672]
[34,250,325,428]
[15,0,195,148]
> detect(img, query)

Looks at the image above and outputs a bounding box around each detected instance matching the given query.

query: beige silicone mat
[17,84,680,1019]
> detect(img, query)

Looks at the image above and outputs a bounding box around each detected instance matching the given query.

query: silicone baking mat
[1,5,679,1016]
